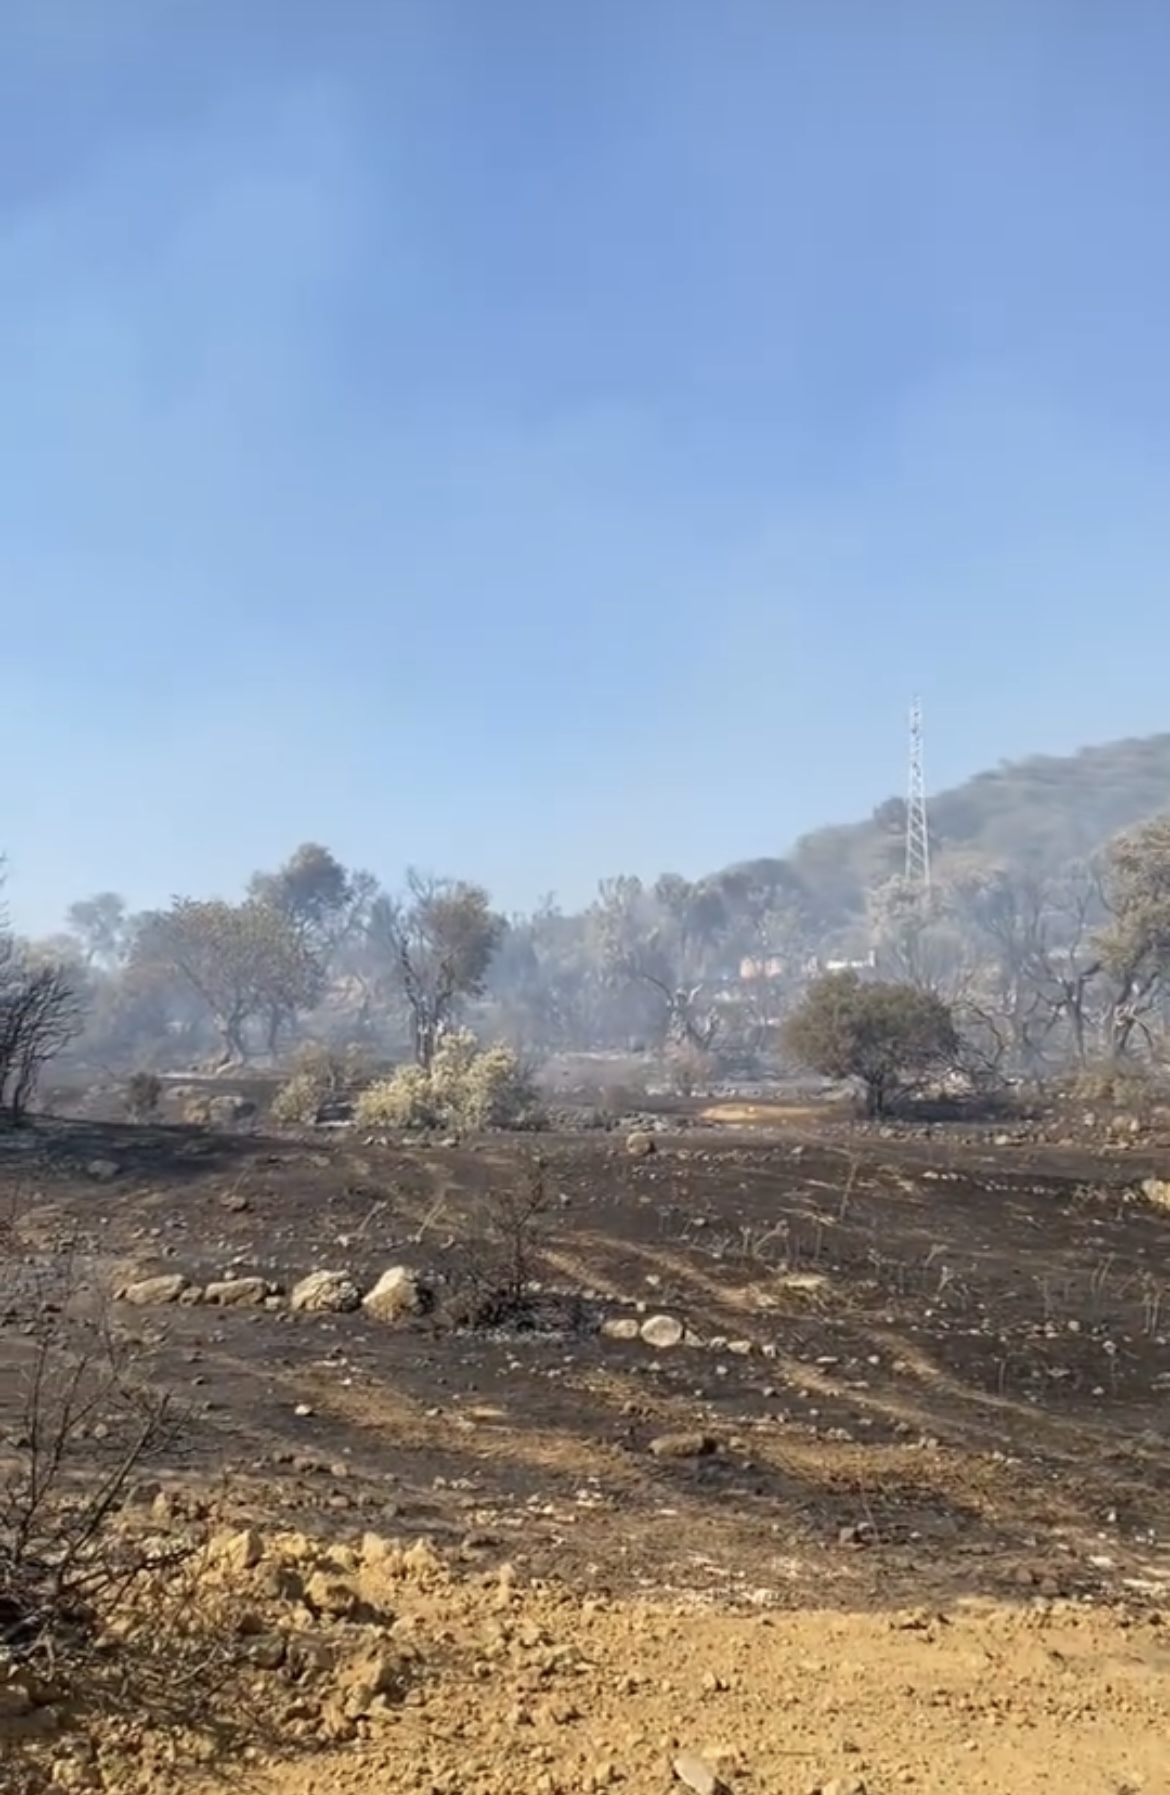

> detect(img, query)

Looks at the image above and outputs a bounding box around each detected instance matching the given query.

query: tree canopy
[784,970,959,1116]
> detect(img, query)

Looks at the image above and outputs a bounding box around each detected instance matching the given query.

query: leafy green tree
[784,969,959,1116]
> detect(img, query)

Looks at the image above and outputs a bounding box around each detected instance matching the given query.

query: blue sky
[2,1,1169,932]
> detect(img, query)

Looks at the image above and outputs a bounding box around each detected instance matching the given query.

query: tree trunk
[413,1010,437,1070]
[216,1013,249,1069]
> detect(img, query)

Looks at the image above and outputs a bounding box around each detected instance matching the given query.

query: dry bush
[665,1042,717,1097]
[354,1061,435,1130]
[124,1069,162,1122]
[0,1230,258,1787]
[0,952,84,1124]
[354,1031,543,1134]
[444,1158,553,1328]
[1068,1058,1169,1114]
[270,1042,371,1125]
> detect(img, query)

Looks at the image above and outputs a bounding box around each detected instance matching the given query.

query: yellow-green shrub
[353,1031,541,1133]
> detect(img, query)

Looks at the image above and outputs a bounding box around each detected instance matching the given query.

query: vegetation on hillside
[8,730,1170,1100]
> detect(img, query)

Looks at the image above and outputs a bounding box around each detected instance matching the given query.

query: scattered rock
[203,1276,272,1306]
[210,1527,265,1574]
[336,1645,407,1712]
[640,1314,684,1349]
[625,1130,656,1158]
[304,1570,364,1618]
[207,1095,256,1125]
[117,1273,190,1306]
[673,1751,728,1794]
[290,1270,362,1314]
[362,1265,432,1323]
[650,1432,718,1460]
[601,1317,641,1341]
[85,1159,120,1182]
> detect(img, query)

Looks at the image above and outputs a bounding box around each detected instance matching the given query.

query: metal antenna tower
[905,697,931,889]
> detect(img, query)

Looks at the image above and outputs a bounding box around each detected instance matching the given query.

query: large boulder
[290,1270,362,1314]
[361,1266,432,1323]
[207,1094,256,1126]
[203,1276,272,1307]
[640,1314,684,1349]
[117,1274,191,1306]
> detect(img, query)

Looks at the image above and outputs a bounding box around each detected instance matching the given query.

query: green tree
[134,898,323,1067]
[367,872,504,1068]
[783,969,959,1116]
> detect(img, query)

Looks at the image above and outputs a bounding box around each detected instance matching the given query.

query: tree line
[2,810,1170,1118]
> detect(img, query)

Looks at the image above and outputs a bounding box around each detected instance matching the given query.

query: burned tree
[0,950,84,1122]
[133,898,323,1068]
[0,872,85,1123]
[368,872,504,1068]
[595,875,722,1054]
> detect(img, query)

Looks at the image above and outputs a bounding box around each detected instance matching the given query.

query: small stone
[640,1314,685,1349]
[290,1270,361,1314]
[118,1274,189,1306]
[601,1317,641,1341]
[337,1647,404,1710]
[211,1527,264,1573]
[673,1751,727,1795]
[303,1571,362,1617]
[650,1432,718,1460]
[203,1276,271,1306]
[362,1266,431,1323]
[85,1159,120,1181]
[626,1130,656,1158]
[245,1634,287,1671]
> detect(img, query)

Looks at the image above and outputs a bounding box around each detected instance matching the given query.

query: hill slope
[773,731,1170,920]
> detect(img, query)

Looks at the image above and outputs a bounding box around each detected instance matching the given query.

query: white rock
[640,1314,684,1349]
[290,1270,361,1314]
[118,1274,189,1306]
[362,1266,427,1323]
[673,1752,726,1795]
[203,1276,271,1306]
[601,1317,641,1341]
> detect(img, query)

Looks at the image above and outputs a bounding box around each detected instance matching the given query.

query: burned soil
[3,1112,1170,1791]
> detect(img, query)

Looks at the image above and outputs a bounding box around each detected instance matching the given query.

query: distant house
[816,951,877,975]
[738,955,788,982]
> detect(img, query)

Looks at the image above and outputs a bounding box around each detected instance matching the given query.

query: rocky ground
[3,1108,1170,1792]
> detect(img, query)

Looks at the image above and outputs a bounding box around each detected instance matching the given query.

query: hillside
[779,730,1170,919]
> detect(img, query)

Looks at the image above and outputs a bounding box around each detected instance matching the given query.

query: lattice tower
[905,697,931,889]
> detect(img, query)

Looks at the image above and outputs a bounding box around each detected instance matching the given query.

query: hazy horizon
[4,3,1170,935]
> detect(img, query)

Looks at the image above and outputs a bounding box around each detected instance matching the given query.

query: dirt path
[180,1579,1167,1795]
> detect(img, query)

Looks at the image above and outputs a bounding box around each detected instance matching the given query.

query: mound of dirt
[6,1520,1168,1795]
